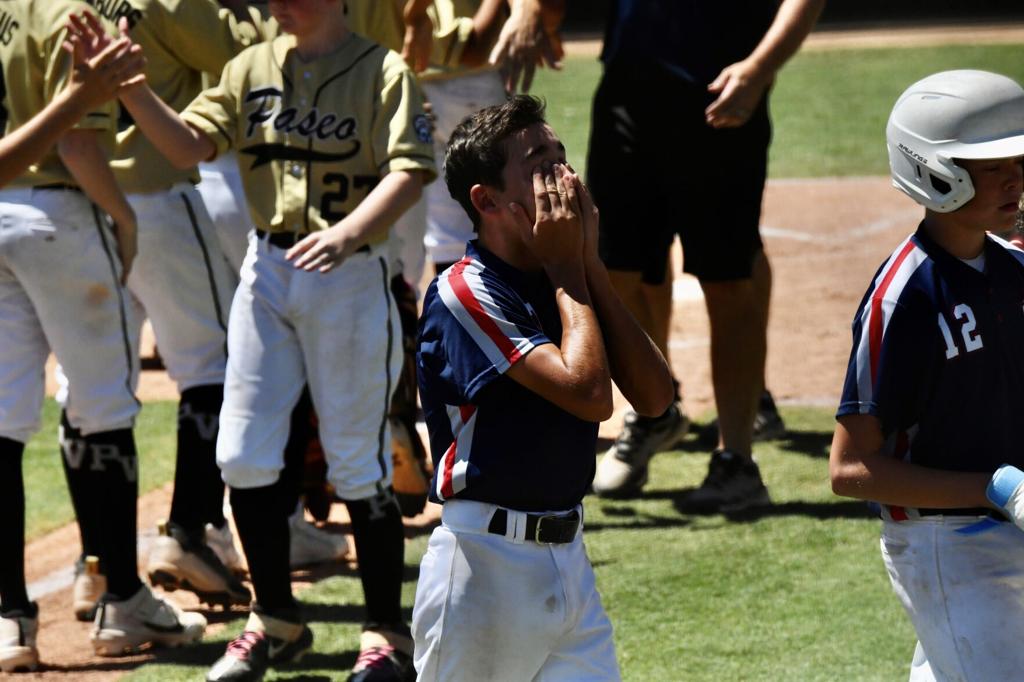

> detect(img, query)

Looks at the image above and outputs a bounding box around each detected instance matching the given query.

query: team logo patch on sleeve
[414,114,433,143]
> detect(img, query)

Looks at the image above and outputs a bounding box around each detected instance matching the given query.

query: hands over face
[509,163,586,267]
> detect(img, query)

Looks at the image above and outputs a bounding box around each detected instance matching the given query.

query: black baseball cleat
[207,612,313,682]
[347,645,416,682]
[705,390,787,446]
[347,628,416,682]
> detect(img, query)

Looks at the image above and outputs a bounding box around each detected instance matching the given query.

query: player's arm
[489,0,565,93]
[286,169,427,273]
[0,22,143,189]
[460,0,508,68]
[503,165,613,423]
[704,0,824,128]
[118,82,216,168]
[568,171,674,418]
[830,414,993,509]
[57,130,137,282]
[401,0,434,73]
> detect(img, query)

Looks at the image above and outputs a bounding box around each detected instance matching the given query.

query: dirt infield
[22,21,1012,678]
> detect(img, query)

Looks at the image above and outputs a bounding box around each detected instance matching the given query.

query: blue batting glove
[987,464,1024,527]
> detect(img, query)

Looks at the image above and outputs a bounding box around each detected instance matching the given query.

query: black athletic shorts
[587,60,771,284]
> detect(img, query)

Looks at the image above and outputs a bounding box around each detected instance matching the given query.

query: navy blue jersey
[838,227,1024,516]
[601,0,779,86]
[417,241,599,512]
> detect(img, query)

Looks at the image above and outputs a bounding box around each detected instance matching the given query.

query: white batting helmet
[887,69,1024,212]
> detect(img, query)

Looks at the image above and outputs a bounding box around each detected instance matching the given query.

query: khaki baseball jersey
[0,0,116,188]
[181,32,436,239]
[82,0,262,194]
[343,0,489,82]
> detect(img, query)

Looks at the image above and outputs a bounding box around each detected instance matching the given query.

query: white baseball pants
[216,233,401,500]
[198,153,252,277]
[0,188,138,442]
[881,517,1024,681]
[420,71,506,268]
[413,499,621,682]
[126,183,235,392]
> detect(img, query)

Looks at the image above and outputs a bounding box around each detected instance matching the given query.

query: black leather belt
[256,228,304,248]
[256,228,369,253]
[918,507,1007,521]
[487,508,580,544]
[33,183,80,192]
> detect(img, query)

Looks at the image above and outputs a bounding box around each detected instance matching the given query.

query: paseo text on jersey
[245,87,357,141]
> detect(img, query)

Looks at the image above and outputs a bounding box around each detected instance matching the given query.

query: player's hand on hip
[286,227,356,274]
[705,58,771,129]
[510,163,583,267]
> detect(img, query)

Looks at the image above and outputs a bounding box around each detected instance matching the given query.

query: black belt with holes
[33,183,81,192]
[917,507,1007,521]
[256,228,369,253]
[487,508,580,544]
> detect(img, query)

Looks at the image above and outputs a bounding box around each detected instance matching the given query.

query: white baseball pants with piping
[881,516,1024,681]
[413,499,621,681]
[0,188,138,442]
[216,233,401,500]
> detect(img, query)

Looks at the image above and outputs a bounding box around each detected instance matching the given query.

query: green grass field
[116,407,913,681]
[531,43,1024,178]
[23,40,1018,679]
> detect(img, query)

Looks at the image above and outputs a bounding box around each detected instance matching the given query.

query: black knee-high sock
[84,428,143,599]
[230,481,296,616]
[59,412,103,560]
[281,387,314,515]
[0,437,31,614]
[169,384,226,533]
[345,489,405,629]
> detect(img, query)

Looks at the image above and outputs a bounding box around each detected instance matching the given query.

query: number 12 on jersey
[938,304,984,359]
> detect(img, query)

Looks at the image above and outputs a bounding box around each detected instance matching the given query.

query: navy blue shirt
[416,241,598,512]
[601,0,779,85]
[838,228,1024,488]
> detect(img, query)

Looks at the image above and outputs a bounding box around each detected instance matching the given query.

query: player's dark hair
[444,95,547,230]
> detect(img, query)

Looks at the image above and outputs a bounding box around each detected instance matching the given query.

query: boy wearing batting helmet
[413,95,673,680]
[831,70,1024,680]
[112,0,436,679]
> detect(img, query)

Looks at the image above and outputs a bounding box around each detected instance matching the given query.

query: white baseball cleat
[289,507,347,568]
[148,521,251,608]
[205,522,245,575]
[91,585,207,656]
[0,607,38,673]
[73,555,106,622]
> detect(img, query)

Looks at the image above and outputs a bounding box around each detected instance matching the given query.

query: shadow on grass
[287,560,420,586]
[124,600,415,672]
[40,658,145,674]
[590,492,873,523]
[668,497,875,522]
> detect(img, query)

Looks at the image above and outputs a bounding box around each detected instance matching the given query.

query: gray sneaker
[592,402,690,497]
[680,449,771,513]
